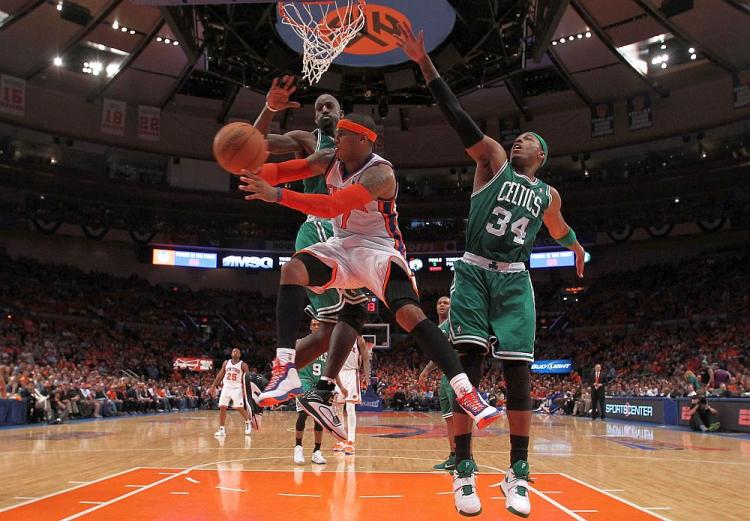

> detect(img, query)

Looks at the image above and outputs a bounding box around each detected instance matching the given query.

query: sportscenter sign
[604,397,665,423]
[530,360,573,374]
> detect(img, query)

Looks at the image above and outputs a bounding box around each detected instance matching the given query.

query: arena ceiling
[0,0,748,126]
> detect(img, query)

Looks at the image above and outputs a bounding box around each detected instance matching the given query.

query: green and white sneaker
[453,459,481,516]
[433,454,456,471]
[499,460,531,518]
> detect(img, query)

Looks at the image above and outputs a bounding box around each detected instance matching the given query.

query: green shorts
[448,260,536,362]
[438,374,455,418]
[295,219,344,324]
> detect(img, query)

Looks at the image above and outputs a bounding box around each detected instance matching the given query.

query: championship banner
[173,357,214,372]
[499,115,521,148]
[0,74,26,117]
[101,98,126,136]
[627,94,652,131]
[733,69,750,108]
[138,105,161,141]
[591,102,614,137]
[530,359,573,374]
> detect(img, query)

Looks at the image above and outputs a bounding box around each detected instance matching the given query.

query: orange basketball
[212,122,266,175]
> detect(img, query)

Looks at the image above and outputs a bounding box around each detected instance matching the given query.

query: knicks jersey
[223,360,243,389]
[325,153,406,257]
[342,341,360,371]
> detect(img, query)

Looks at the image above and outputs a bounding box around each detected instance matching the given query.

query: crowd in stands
[1,247,749,425]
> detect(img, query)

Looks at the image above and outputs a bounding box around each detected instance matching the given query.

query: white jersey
[325,153,406,257]
[342,340,360,371]
[222,360,243,389]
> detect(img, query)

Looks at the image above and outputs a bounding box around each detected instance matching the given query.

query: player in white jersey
[241,113,500,442]
[333,335,370,455]
[209,348,252,437]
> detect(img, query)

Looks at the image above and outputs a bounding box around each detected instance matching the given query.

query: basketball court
[1,411,748,520]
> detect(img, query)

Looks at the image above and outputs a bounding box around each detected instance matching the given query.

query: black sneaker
[297,388,347,440]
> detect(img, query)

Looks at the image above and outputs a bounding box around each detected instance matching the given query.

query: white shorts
[300,235,417,305]
[335,369,361,404]
[218,386,245,408]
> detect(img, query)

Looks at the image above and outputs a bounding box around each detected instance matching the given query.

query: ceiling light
[106,63,119,77]
[53,56,63,67]
[688,47,695,53]
[83,61,89,67]
[559,37,565,44]
[50,157,58,164]
[156,36,162,42]
[164,38,171,44]
[112,21,119,30]
[584,169,590,177]
[129,30,135,35]
[97,44,105,50]
[568,36,574,41]
[674,196,680,203]
[660,44,666,50]
[585,32,591,38]
[577,34,583,39]
[552,41,557,46]
[690,53,697,60]
[57,2,63,12]
[661,62,667,69]
[121,27,127,32]
[172,41,179,46]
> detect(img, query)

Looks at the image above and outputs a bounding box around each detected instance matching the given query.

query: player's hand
[574,246,586,278]
[394,21,427,63]
[208,386,216,398]
[239,173,278,203]
[266,76,301,112]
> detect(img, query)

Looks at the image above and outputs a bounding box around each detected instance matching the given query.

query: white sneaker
[499,460,531,518]
[214,426,226,437]
[244,421,252,435]
[294,445,305,465]
[311,450,327,465]
[257,359,303,407]
[453,459,482,517]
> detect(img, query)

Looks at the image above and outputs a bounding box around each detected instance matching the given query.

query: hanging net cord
[279,1,366,84]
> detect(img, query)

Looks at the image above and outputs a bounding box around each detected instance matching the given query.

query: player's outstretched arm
[395,22,507,187]
[208,361,227,396]
[254,75,316,155]
[542,187,586,278]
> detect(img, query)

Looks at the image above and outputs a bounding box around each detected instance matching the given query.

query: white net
[278,0,366,84]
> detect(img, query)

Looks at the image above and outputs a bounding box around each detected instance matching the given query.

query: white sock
[277,348,296,364]
[449,373,472,397]
[346,402,357,443]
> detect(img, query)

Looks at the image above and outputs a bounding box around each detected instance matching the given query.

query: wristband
[555,228,577,248]
[265,102,280,113]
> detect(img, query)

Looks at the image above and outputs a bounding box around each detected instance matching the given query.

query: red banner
[0,74,26,117]
[173,357,214,372]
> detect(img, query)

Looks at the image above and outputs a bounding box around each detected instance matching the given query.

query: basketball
[212,122,266,174]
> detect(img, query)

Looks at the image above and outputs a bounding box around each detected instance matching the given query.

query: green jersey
[298,353,327,384]
[302,129,335,196]
[438,319,450,337]
[465,161,552,263]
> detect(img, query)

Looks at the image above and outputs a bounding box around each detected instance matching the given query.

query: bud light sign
[530,360,573,374]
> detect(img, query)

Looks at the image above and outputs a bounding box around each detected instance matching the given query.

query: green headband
[528,132,549,167]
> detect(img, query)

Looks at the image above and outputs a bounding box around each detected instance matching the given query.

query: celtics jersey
[302,129,335,196]
[439,319,450,337]
[298,353,327,383]
[465,161,552,263]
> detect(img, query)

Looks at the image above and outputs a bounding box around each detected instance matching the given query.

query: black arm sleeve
[427,77,485,149]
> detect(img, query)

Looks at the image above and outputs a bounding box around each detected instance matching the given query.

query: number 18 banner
[101,98,127,136]
[138,105,161,141]
[0,74,26,117]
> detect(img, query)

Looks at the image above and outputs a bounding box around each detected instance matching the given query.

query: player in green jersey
[397,25,586,518]
[418,295,456,471]
[253,76,366,396]
[293,319,327,465]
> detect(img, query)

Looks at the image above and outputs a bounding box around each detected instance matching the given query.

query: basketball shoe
[257,358,303,407]
[297,388,347,441]
[455,387,501,429]
[499,460,531,518]
[453,459,481,516]
[214,426,226,437]
[433,454,456,471]
[311,450,327,465]
[333,441,346,453]
[294,445,305,465]
[344,441,355,455]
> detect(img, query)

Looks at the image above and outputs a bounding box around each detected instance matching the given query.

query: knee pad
[383,262,419,312]
[504,360,532,411]
[458,352,485,387]
[294,252,333,287]
[338,303,366,333]
[295,411,308,431]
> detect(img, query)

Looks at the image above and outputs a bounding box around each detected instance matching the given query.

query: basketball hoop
[278,0,366,84]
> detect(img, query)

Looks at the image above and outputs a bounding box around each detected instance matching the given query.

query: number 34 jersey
[466,161,552,264]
